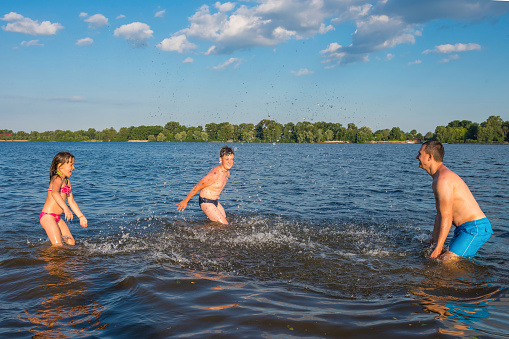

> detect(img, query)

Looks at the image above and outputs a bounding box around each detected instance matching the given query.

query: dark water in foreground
[1,142,508,338]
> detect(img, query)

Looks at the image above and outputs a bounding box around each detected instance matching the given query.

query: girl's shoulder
[51,174,69,185]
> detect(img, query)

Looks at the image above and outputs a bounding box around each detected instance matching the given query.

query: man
[177,146,234,224]
[416,141,493,260]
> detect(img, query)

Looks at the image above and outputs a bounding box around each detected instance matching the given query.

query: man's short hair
[423,140,444,162]
[220,145,234,157]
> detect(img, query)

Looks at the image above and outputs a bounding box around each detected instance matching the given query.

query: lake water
[1,142,508,338]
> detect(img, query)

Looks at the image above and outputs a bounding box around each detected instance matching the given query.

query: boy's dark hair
[422,141,444,162]
[220,145,234,157]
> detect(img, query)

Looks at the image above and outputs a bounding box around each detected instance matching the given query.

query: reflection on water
[411,259,501,336]
[17,247,107,338]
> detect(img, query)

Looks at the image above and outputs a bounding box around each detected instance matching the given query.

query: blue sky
[1,0,508,134]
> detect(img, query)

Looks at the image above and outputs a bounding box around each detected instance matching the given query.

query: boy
[177,146,235,224]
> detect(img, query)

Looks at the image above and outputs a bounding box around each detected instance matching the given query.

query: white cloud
[153,0,507,64]
[175,0,348,54]
[1,12,63,35]
[332,4,373,24]
[439,54,460,64]
[273,27,296,40]
[408,59,422,65]
[76,37,94,46]
[319,23,334,34]
[79,12,88,18]
[213,57,242,70]
[205,45,217,55]
[84,14,109,29]
[320,42,342,54]
[423,43,481,54]
[215,2,236,12]
[386,53,394,61]
[156,34,197,53]
[114,22,153,46]
[183,57,194,63]
[116,14,126,20]
[321,12,419,67]
[155,10,166,18]
[20,39,43,47]
[291,68,314,76]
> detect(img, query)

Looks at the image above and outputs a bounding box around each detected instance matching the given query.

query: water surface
[0,142,508,338]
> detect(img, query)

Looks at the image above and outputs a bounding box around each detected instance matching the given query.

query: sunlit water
[1,142,508,338]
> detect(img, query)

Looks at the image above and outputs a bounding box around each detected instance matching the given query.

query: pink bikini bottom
[39,212,61,223]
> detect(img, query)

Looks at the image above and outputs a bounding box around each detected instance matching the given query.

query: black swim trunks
[199,196,218,207]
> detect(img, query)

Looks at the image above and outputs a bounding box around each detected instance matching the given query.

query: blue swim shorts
[449,218,493,257]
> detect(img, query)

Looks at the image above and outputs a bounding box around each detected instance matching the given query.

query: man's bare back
[432,164,486,227]
[417,141,492,260]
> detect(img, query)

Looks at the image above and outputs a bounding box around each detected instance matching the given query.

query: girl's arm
[66,185,88,228]
[51,176,73,220]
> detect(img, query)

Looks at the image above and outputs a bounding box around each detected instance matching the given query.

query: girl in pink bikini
[39,152,88,246]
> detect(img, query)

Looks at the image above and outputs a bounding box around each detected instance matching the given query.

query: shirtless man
[177,146,234,224]
[417,141,493,260]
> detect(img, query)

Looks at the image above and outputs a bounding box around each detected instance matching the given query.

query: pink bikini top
[48,172,72,195]
[48,185,71,195]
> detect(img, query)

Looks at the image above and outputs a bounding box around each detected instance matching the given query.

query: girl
[39,152,88,246]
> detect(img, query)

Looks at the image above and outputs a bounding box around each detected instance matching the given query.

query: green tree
[256,119,283,142]
[156,132,167,142]
[175,131,187,142]
[356,126,373,143]
[113,127,131,142]
[479,115,505,142]
[324,129,334,141]
[388,127,405,141]
[345,123,357,142]
[280,122,296,143]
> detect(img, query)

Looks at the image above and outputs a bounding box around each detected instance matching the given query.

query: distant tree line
[1,115,507,143]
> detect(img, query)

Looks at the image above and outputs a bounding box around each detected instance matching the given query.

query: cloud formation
[152,0,506,67]
[156,34,197,53]
[155,10,166,18]
[423,43,481,54]
[114,22,153,46]
[291,68,313,76]
[21,39,43,47]
[76,37,94,46]
[213,57,242,70]
[84,14,109,29]
[1,12,63,35]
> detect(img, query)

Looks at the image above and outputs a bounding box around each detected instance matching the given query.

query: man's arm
[430,178,454,258]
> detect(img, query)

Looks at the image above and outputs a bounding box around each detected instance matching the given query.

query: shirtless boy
[177,146,234,224]
[417,141,493,260]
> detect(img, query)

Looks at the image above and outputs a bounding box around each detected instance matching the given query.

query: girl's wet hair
[220,145,234,157]
[49,152,74,181]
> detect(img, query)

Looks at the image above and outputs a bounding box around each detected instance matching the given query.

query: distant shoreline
[1,139,507,145]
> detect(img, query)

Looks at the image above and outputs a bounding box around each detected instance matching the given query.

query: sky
[1,0,509,134]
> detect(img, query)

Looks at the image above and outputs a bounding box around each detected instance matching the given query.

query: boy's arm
[430,178,454,258]
[176,171,217,211]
